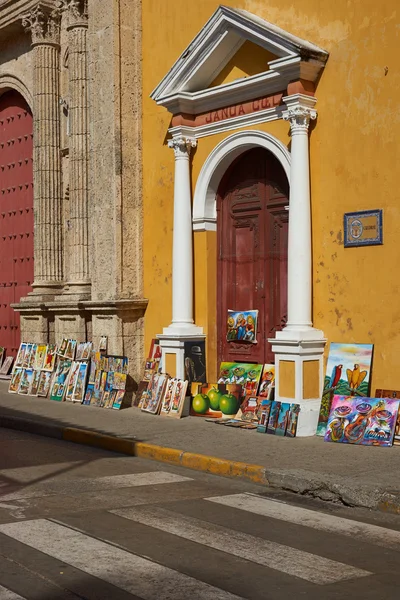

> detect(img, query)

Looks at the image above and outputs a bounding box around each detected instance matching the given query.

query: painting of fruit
[190,382,243,418]
[219,393,239,415]
[207,387,222,410]
[192,393,210,414]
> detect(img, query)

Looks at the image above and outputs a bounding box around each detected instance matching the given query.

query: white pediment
[151,5,329,115]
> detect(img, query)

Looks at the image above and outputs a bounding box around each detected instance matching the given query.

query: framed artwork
[105,371,115,392]
[258,365,275,398]
[184,341,206,385]
[37,371,53,397]
[226,309,258,343]
[142,373,169,414]
[34,345,47,371]
[43,345,57,372]
[112,390,125,410]
[324,396,399,447]
[267,401,281,434]
[72,362,88,403]
[160,378,176,415]
[50,360,72,402]
[19,369,34,395]
[76,343,86,361]
[0,356,14,376]
[167,379,188,418]
[286,404,300,438]
[138,389,150,409]
[218,362,263,398]
[64,339,77,361]
[344,209,383,248]
[113,372,127,391]
[98,372,108,406]
[29,370,41,396]
[58,338,69,356]
[375,389,400,445]
[9,368,23,393]
[275,402,290,436]
[257,399,272,433]
[15,343,27,369]
[92,370,103,405]
[235,396,261,423]
[317,343,373,436]
[22,344,33,369]
[65,362,81,401]
[27,344,37,369]
[191,382,242,418]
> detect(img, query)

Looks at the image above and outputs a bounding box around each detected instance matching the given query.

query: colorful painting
[286,404,300,438]
[226,309,258,343]
[65,362,81,401]
[43,345,56,372]
[22,344,33,369]
[0,356,14,376]
[72,362,88,402]
[105,371,115,392]
[275,402,290,436]
[15,344,27,368]
[168,379,188,418]
[267,401,281,434]
[37,371,53,397]
[34,345,47,370]
[18,369,33,394]
[9,368,23,393]
[133,381,149,407]
[258,364,275,398]
[142,373,169,414]
[29,370,41,396]
[218,362,263,397]
[184,341,206,385]
[160,378,176,415]
[83,383,94,405]
[113,372,127,391]
[375,389,400,445]
[92,370,103,405]
[27,344,37,369]
[324,396,399,447]
[317,343,373,436]
[64,339,77,361]
[98,372,108,406]
[257,400,272,433]
[191,382,242,418]
[112,390,125,409]
[50,360,72,402]
[235,396,261,422]
[58,338,68,356]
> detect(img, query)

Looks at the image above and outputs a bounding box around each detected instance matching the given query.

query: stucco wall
[143,0,400,390]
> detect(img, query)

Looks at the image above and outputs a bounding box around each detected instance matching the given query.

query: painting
[275,403,290,436]
[50,360,72,402]
[18,369,33,394]
[258,364,275,398]
[43,345,56,372]
[375,389,400,445]
[267,401,281,434]
[9,368,23,393]
[226,309,258,343]
[112,390,125,410]
[133,380,149,407]
[113,372,127,391]
[286,404,301,438]
[317,343,373,436]
[98,372,108,406]
[72,362,88,403]
[22,344,33,369]
[29,370,41,396]
[65,362,81,401]
[257,399,272,433]
[168,379,188,418]
[191,382,242,418]
[58,338,69,356]
[99,336,108,352]
[0,356,14,376]
[83,383,94,405]
[65,339,77,361]
[160,378,176,415]
[34,345,47,371]
[92,370,103,405]
[184,341,206,385]
[0,346,4,366]
[105,371,115,392]
[324,396,399,447]
[37,371,53,397]
[235,396,261,423]
[142,373,169,414]
[218,362,263,397]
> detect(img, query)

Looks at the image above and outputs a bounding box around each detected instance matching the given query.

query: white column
[163,136,202,335]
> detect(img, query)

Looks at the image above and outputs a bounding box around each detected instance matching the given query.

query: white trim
[192,130,291,231]
[169,105,285,140]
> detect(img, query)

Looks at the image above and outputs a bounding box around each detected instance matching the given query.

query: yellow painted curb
[62,427,268,485]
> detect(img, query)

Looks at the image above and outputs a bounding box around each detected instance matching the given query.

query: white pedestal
[157,333,206,380]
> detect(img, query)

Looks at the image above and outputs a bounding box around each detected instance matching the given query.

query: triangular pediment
[151,5,328,115]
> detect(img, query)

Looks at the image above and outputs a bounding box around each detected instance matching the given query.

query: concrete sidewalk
[0,381,399,513]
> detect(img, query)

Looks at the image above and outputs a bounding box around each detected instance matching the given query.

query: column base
[162,322,204,336]
[62,281,92,299]
[157,332,206,380]
[29,281,64,299]
[269,329,327,437]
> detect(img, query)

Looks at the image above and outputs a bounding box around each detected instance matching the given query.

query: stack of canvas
[84,352,128,409]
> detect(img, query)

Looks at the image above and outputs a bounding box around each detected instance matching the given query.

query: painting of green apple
[190,382,243,418]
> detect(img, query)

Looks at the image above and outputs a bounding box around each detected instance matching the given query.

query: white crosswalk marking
[112,505,371,585]
[1,471,193,502]
[0,585,26,600]
[0,520,243,600]
[206,493,400,551]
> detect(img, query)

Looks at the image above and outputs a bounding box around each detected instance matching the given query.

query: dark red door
[217,148,289,365]
[0,91,34,357]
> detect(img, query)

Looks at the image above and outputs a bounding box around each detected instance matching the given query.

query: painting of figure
[34,345,47,371]
[37,371,53,397]
[43,345,57,372]
[258,365,275,398]
[9,368,23,393]
[226,310,258,343]
[15,344,27,369]
[317,343,373,436]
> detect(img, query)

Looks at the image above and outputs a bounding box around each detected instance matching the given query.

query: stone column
[270,94,325,436]
[163,135,203,336]
[22,6,63,295]
[60,0,90,296]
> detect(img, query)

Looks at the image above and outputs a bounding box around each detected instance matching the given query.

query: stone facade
[0,0,146,384]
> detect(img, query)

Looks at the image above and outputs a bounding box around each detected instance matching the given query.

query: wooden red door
[217,148,289,365]
[0,91,34,357]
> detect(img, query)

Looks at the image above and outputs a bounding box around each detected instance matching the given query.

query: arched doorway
[217,147,289,365]
[0,91,34,357]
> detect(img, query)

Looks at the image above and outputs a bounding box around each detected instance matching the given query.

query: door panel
[0,91,34,357]
[217,148,288,366]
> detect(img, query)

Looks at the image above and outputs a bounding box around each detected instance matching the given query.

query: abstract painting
[324,396,399,446]
[317,343,373,436]
[226,309,258,343]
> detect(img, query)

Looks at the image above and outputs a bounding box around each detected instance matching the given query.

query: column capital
[22,5,61,46]
[282,93,317,134]
[56,0,88,29]
[168,136,197,159]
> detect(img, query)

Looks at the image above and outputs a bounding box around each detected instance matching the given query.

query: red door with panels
[0,91,34,357]
[217,148,289,366]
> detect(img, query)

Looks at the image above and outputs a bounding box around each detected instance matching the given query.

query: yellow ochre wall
[142,0,400,391]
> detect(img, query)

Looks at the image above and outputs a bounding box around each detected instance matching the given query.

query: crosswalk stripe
[0,585,26,600]
[111,505,370,585]
[0,519,243,600]
[1,471,193,502]
[206,493,400,551]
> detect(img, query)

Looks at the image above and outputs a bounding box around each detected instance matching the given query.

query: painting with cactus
[316,343,373,436]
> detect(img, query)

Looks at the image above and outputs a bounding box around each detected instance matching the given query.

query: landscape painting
[226,310,258,343]
[316,343,373,436]
[324,395,399,447]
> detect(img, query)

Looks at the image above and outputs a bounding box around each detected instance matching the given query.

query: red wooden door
[217,148,289,365]
[0,91,34,357]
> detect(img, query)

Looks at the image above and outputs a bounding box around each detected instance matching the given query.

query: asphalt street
[1,427,400,600]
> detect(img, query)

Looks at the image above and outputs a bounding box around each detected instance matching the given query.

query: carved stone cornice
[55,0,88,29]
[22,4,60,46]
[168,136,197,159]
